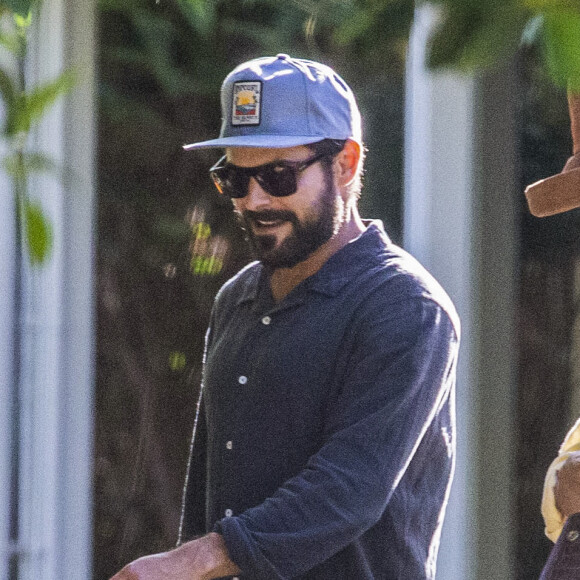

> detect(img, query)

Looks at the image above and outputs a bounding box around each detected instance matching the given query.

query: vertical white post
[55,0,97,576]
[405,7,476,579]
[405,4,517,579]
[0,114,17,580]
[0,0,96,577]
[16,0,67,575]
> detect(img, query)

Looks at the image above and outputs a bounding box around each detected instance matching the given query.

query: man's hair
[306,139,365,200]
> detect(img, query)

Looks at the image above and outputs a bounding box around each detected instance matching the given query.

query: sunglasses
[209,152,329,199]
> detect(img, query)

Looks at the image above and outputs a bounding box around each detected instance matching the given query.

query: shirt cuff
[214,516,283,580]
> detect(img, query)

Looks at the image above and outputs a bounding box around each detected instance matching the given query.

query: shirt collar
[305,220,390,296]
[235,220,391,305]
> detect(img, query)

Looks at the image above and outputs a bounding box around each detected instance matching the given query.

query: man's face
[227,146,344,269]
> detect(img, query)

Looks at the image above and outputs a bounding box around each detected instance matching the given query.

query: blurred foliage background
[87,0,580,578]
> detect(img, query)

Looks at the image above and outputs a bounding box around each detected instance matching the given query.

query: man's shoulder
[214,260,261,306]
[363,243,460,336]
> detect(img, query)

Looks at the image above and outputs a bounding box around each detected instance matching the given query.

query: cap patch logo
[232,81,261,126]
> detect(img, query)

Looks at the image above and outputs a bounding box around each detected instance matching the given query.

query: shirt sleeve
[215,295,459,579]
[540,513,580,580]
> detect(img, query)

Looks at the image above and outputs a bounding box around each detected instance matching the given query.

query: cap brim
[183,134,329,150]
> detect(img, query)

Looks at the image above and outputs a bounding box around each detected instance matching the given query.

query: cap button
[276,53,290,60]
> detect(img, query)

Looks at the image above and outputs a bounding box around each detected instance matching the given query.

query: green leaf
[1,0,35,18]
[177,0,217,37]
[2,152,57,177]
[427,7,480,69]
[0,30,23,54]
[13,9,32,28]
[542,10,580,90]
[428,3,528,71]
[333,8,374,45]
[24,199,52,265]
[129,12,197,95]
[0,67,18,136]
[18,69,76,133]
[522,0,579,11]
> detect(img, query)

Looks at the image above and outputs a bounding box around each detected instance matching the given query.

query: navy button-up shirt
[180,222,460,579]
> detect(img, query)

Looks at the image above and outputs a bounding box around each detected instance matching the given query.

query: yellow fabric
[542,417,580,542]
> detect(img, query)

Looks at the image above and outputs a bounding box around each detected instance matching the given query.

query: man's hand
[555,451,580,519]
[110,533,241,580]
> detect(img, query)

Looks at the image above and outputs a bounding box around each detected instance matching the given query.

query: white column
[405,5,518,580]
[18,0,67,574]
[2,0,96,577]
[55,0,97,576]
[0,102,17,580]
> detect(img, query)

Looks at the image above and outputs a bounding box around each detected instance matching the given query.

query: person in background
[109,54,460,580]
[540,419,580,579]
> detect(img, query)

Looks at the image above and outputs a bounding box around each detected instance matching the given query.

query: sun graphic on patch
[232,81,261,126]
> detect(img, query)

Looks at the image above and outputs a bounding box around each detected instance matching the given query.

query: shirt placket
[219,307,279,525]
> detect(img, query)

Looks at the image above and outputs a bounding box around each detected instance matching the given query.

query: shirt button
[226,441,233,450]
[225,509,233,517]
[261,315,271,325]
[567,530,580,542]
[238,375,248,385]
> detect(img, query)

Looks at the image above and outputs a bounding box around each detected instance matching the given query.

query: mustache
[242,209,297,223]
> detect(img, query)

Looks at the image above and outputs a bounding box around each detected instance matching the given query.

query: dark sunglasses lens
[257,165,297,197]
[211,161,300,199]
[211,167,249,199]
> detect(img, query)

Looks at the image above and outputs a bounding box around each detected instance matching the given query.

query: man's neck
[269,214,365,303]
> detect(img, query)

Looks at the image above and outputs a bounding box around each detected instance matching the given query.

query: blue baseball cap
[184,54,362,150]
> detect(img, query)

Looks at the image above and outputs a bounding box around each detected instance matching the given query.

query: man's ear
[335,139,361,188]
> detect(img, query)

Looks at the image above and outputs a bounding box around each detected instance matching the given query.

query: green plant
[426,0,580,90]
[0,0,74,264]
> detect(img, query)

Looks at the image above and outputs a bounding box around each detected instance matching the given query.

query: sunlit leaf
[168,351,187,371]
[2,152,57,177]
[543,10,580,90]
[19,69,76,132]
[13,9,32,28]
[24,199,52,265]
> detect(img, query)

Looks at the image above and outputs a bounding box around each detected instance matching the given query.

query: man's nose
[243,177,272,210]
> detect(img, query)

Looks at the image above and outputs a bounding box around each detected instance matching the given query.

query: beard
[238,169,344,269]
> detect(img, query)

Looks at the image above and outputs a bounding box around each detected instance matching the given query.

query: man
[111,54,460,579]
